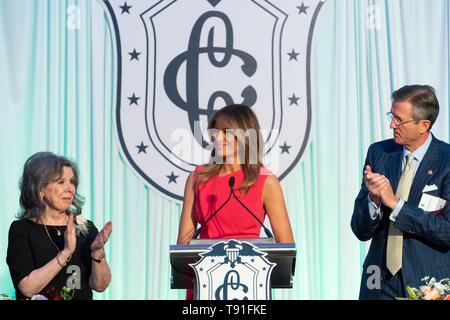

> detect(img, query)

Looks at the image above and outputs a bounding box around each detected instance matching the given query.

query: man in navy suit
[351,85,450,299]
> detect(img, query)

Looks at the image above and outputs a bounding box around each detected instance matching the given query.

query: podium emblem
[190,239,276,300]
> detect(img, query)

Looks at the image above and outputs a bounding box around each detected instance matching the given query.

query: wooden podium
[170,238,296,300]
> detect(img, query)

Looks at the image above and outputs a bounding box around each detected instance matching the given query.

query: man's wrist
[387,196,399,210]
[368,193,381,207]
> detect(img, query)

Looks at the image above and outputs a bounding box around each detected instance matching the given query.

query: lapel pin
[428,170,433,176]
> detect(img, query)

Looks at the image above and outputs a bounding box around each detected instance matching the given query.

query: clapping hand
[364,166,398,209]
[91,221,112,253]
[64,214,77,255]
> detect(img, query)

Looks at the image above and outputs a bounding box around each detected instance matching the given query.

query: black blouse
[6,219,98,300]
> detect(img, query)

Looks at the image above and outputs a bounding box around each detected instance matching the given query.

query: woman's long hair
[18,152,84,221]
[195,104,264,195]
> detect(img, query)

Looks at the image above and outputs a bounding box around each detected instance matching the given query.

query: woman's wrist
[91,247,105,263]
[91,246,104,256]
[57,250,72,267]
[61,248,73,258]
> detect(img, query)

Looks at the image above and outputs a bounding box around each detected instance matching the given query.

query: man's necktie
[386,153,415,276]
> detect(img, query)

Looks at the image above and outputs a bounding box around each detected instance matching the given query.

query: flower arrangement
[31,286,74,300]
[398,277,450,300]
[2,271,78,300]
[0,286,75,300]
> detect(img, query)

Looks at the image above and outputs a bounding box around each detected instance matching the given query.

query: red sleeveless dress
[187,166,272,299]
[193,165,272,239]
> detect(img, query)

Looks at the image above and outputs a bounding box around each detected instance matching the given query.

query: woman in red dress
[177,104,294,245]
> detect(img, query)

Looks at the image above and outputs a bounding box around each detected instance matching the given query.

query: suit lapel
[409,137,441,204]
[387,148,403,194]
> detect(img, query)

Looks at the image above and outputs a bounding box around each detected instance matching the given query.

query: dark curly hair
[18,152,84,220]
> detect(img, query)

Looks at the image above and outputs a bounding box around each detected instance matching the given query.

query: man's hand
[379,177,399,209]
[364,166,399,209]
[364,165,387,206]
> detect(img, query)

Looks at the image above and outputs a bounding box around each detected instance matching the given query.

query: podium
[170,238,296,300]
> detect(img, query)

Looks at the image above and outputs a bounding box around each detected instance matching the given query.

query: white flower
[433,282,446,293]
[419,285,429,293]
[75,214,87,225]
[428,277,437,286]
[421,276,430,282]
[74,214,89,237]
[31,294,48,300]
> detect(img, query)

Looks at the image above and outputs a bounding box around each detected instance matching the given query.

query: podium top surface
[170,238,296,254]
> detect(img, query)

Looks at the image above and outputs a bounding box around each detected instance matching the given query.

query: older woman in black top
[6,152,112,299]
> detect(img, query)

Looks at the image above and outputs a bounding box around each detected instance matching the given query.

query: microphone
[231,186,274,239]
[229,176,235,188]
[191,176,235,240]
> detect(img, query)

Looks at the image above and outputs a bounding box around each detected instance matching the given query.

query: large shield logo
[100,0,324,201]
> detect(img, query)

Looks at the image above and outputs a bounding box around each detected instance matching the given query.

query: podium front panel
[170,240,296,290]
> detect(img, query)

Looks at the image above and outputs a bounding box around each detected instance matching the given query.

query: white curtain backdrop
[0,0,449,299]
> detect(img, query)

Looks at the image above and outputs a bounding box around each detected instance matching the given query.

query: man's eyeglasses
[385,112,417,127]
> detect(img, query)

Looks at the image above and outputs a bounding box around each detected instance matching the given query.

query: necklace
[54,226,63,237]
[42,214,68,252]
[44,224,60,254]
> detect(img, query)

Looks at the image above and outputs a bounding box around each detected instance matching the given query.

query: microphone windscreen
[229,176,235,188]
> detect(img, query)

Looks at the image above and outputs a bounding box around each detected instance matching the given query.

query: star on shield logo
[99,0,324,201]
[190,239,276,300]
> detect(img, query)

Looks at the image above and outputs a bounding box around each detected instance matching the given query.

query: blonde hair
[195,104,263,195]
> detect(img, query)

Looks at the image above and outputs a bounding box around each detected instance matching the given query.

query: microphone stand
[231,188,274,239]
[191,177,235,240]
